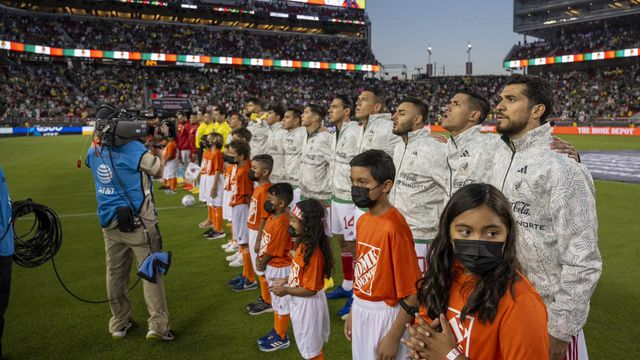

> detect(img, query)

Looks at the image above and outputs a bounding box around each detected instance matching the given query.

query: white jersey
[492,123,602,342]
[357,113,402,157]
[331,121,361,201]
[265,122,288,183]
[284,126,307,187]
[247,115,269,156]
[390,127,448,242]
[300,129,334,201]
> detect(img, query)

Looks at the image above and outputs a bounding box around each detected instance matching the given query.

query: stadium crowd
[1,62,638,125]
[0,9,375,63]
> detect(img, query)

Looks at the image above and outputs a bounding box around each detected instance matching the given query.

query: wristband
[445,346,462,360]
[398,299,419,316]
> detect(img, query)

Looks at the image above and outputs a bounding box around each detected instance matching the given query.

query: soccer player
[272,199,334,360]
[264,103,288,184]
[255,183,294,352]
[195,111,215,164]
[404,183,549,359]
[226,140,255,282]
[355,87,402,156]
[212,104,232,151]
[390,97,448,272]
[299,104,333,206]
[176,112,191,182]
[325,95,361,317]
[493,74,601,360]
[344,150,421,360]
[283,107,306,207]
[245,97,269,156]
[203,133,225,240]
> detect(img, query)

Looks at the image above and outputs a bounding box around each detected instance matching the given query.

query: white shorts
[266,265,291,315]
[206,176,224,208]
[289,187,302,209]
[198,174,208,202]
[231,204,249,244]
[180,149,190,164]
[566,330,588,360]
[353,207,366,239]
[414,243,430,273]
[330,200,356,241]
[222,188,232,221]
[248,229,263,276]
[290,290,330,359]
[162,159,178,180]
[351,296,409,360]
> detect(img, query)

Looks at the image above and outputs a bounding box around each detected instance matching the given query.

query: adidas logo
[517,166,528,174]
[461,150,470,157]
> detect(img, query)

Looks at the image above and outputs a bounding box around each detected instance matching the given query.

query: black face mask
[288,225,298,237]
[248,169,259,181]
[223,154,237,164]
[264,200,276,214]
[453,239,504,275]
[351,183,384,209]
[215,142,223,149]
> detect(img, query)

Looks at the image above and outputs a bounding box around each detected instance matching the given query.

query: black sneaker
[248,300,273,316]
[202,228,215,237]
[246,297,264,311]
[206,231,227,240]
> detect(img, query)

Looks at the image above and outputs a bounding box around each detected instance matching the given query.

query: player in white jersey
[389,97,447,273]
[264,103,289,184]
[282,107,306,207]
[245,97,269,156]
[299,104,333,205]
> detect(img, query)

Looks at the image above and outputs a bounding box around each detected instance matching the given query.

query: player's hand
[402,316,439,359]
[549,335,569,360]
[550,136,580,162]
[375,333,400,360]
[410,314,459,360]
[272,284,288,297]
[429,133,448,144]
[344,312,352,342]
[273,278,287,287]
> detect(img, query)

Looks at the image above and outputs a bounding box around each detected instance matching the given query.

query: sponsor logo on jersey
[447,307,475,357]
[354,242,380,296]
[288,259,300,287]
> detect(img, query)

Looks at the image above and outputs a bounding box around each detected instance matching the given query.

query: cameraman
[85,110,174,341]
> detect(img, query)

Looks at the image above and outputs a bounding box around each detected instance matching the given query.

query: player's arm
[547,162,601,349]
[376,293,419,360]
[256,252,272,272]
[211,171,220,196]
[275,286,316,297]
[254,218,267,253]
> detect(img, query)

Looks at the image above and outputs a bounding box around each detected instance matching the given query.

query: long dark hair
[295,199,334,279]
[417,183,521,323]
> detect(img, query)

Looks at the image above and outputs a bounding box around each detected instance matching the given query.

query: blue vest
[86,141,149,227]
[0,166,14,256]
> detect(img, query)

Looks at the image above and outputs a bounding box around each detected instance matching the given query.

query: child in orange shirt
[198,138,213,227]
[272,199,334,360]
[161,126,178,194]
[226,140,255,282]
[254,182,294,352]
[203,133,226,240]
[403,183,549,360]
[344,150,422,360]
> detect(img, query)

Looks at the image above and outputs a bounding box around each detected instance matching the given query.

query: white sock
[342,280,353,291]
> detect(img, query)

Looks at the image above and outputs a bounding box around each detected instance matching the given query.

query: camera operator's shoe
[326,285,353,300]
[146,330,175,341]
[111,320,134,339]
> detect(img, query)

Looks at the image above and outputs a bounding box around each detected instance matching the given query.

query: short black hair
[400,96,429,123]
[252,154,274,173]
[266,103,285,119]
[505,74,554,122]
[246,97,264,109]
[268,182,294,207]
[231,127,252,142]
[213,103,227,117]
[350,149,395,184]
[458,89,490,124]
[334,94,353,114]
[306,104,327,120]
[362,86,386,105]
[286,106,302,119]
[228,139,251,159]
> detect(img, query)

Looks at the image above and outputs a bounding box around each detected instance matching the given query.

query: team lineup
[88,74,601,360]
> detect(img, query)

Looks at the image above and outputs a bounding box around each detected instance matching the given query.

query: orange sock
[310,351,325,360]
[170,178,177,190]
[162,179,168,187]
[207,206,215,225]
[274,313,289,339]
[213,207,223,232]
[241,246,255,283]
[258,275,271,304]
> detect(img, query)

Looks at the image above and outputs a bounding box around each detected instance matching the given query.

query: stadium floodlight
[427,44,432,65]
[466,41,472,62]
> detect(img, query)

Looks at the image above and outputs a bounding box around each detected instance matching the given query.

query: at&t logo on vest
[97,164,115,194]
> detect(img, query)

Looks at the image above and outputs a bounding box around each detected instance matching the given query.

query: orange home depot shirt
[354,207,421,307]
[207,148,223,176]
[163,139,177,161]
[419,264,549,359]
[200,149,212,175]
[223,164,236,191]
[288,244,325,292]
[230,161,253,206]
[259,213,292,268]
[247,182,272,231]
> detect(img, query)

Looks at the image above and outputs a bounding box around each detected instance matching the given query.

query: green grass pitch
[0,134,638,359]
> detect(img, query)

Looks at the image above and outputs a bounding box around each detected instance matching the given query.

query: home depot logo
[288,259,300,287]
[354,243,380,296]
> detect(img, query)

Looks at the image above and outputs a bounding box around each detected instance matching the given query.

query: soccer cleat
[199,220,212,229]
[227,274,244,287]
[325,285,353,300]
[257,328,277,345]
[229,257,243,267]
[190,188,199,195]
[205,231,226,240]
[258,333,290,352]
[224,244,239,253]
[248,299,273,316]
[226,252,240,262]
[323,277,334,290]
[337,296,353,318]
[231,278,257,292]
[146,330,175,341]
[111,320,134,339]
